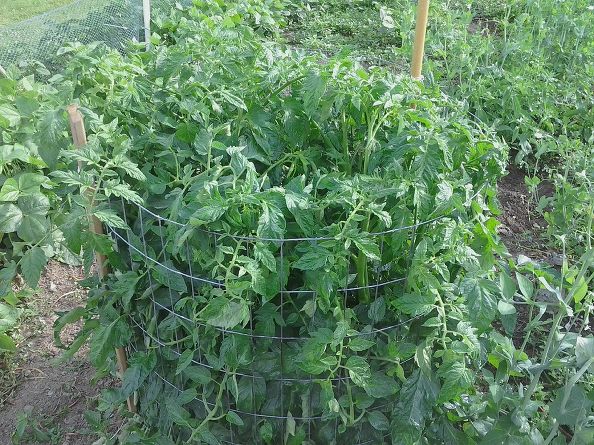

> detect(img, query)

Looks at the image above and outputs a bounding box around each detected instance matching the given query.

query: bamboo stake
[143,0,152,51]
[411,0,430,80]
[67,104,137,414]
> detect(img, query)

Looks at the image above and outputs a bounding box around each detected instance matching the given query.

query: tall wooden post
[143,0,152,51]
[411,0,430,80]
[67,104,137,414]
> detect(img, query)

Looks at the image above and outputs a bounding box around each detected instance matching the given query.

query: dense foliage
[0,0,592,444]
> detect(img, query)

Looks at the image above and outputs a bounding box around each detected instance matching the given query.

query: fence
[0,0,190,68]
[99,179,481,444]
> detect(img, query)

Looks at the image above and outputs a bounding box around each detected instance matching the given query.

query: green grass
[0,0,75,26]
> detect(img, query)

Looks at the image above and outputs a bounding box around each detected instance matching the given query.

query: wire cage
[104,190,471,444]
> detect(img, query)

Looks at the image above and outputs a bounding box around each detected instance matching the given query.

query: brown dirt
[497,163,558,263]
[0,262,102,444]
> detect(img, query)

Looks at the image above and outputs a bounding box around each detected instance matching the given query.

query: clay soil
[0,262,104,444]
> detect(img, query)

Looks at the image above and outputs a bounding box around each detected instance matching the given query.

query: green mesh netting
[0,0,189,68]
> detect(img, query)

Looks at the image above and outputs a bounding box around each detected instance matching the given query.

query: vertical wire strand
[279,241,286,443]
[139,207,168,399]
[158,219,182,393]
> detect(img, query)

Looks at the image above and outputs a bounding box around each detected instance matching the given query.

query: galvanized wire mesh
[0,0,190,68]
[102,190,477,444]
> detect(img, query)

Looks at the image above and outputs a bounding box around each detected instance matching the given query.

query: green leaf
[191,202,228,225]
[0,105,21,128]
[515,273,534,300]
[368,297,386,323]
[352,236,381,261]
[0,179,19,201]
[345,355,371,388]
[0,262,17,296]
[89,317,130,366]
[17,214,49,243]
[292,246,332,270]
[53,307,87,348]
[201,296,249,329]
[254,243,276,272]
[0,333,16,351]
[93,209,128,229]
[461,277,498,329]
[226,411,244,426]
[121,351,157,398]
[437,361,474,403]
[20,247,48,288]
[364,372,399,399]
[37,109,66,168]
[368,411,389,431]
[103,181,143,205]
[549,385,593,426]
[183,366,211,385]
[152,262,187,293]
[497,300,516,316]
[394,293,435,316]
[302,72,326,115]
[348,337,376,352]
[392,368,438,429]
[175,349,195,375]
[500,272,516,299]
[0,203,23,232]
[575,336,594,372]
[257,202,285,239]
[19,194,50,216]
[0,302,20,333]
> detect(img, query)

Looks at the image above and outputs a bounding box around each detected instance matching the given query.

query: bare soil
[497,163,558,262]
[0,262,102,444]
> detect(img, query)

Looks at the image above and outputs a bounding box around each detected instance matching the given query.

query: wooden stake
[143,0,152,51]
[411,0,430,80]
[67,104,137,414]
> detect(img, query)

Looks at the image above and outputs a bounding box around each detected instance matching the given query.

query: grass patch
[0,0,76,27]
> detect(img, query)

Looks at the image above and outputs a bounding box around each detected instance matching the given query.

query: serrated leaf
[0,105,20,128]
[292,246,332,270]
[191,202,228,225]
[352,236,381,261]
[437,361,474,403]
[368,296,386,323]
[0,203,23,233]
[20,247,48,288]
[392,368,438,429]
[94,209,128,229]
[302,72,326,115]
[345,355,371,388]
[461,277,498,330]
[103,182,143,205]
[394,293,435,316]
[257,202,285,239]
[254,243,276,272]
[201,296,249,329]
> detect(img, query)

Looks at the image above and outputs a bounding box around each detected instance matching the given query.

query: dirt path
[0,262,101,444]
